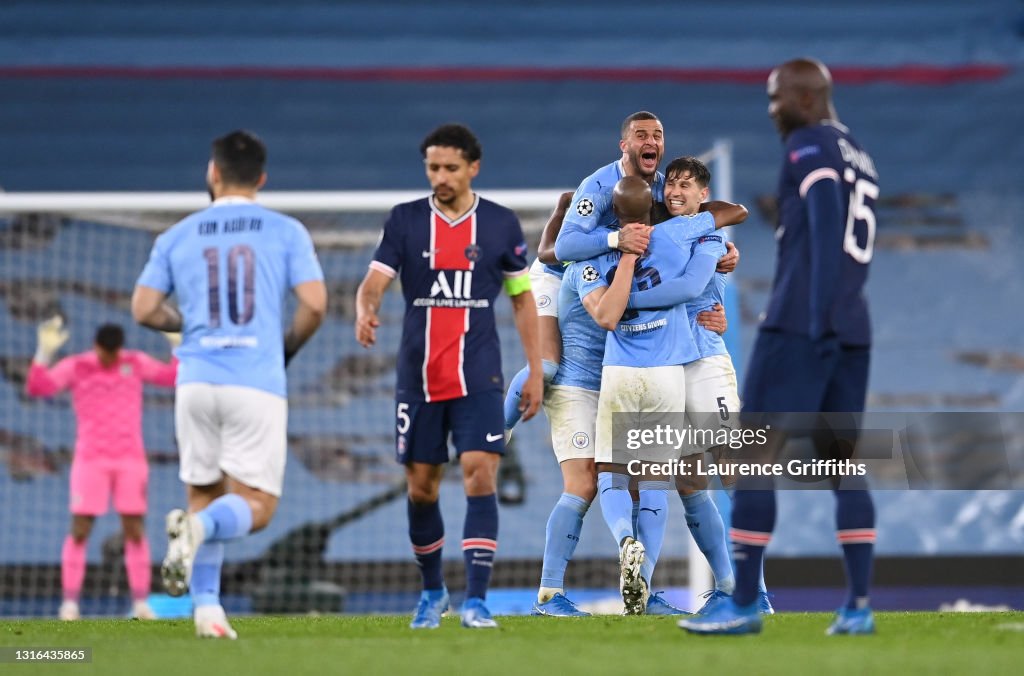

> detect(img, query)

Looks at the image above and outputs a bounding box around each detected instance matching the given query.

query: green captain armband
[504,273,532,297]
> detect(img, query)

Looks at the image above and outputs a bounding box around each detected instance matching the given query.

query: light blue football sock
[190,541,224,608]
[682,490,735,593]
[502,360,558,430]
[540,493,590,589]
[637,485,669,585]
[196,493,253,543]
[597,472,634,546]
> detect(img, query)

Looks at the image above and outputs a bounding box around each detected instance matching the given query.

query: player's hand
[355,312,380,348]
[161,331,182,350]
[518,368,544,422]
[35,315,69,365]
[697,303,728,335]
[617,222,652,255]
[717,242,739,273]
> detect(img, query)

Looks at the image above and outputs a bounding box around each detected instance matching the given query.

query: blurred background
[1,0,1022,618]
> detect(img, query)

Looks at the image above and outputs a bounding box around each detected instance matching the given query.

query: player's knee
[407,484,441,504]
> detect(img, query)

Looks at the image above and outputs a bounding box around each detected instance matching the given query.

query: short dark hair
[211,130,267,187]
[94,324,125,352]
[664,156,712,188]
[620,111,660,139]
[419,124,482,162]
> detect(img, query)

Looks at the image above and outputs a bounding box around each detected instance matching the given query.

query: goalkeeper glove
[35,315,69,365]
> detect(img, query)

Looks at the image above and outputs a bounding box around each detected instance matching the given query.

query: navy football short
[394,389,506,465]
[742,330,870,414]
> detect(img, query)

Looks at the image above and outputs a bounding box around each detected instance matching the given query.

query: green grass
[2,613,1022,675]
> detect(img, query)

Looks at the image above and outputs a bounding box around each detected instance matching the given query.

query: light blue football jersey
[553,262,608,391]
[575,212,723,368]
[688,270,729,359]
[554,160,665,262]
[136,198,324,397]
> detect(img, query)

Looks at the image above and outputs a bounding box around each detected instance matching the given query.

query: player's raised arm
[627,234,725,310]
[134,348,179,388]
[699,200,749,229]
[536,191,573,265]
[25,316,73,397]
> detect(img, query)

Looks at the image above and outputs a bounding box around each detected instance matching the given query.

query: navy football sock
[408,498,445,591]
[835,487,875,609]
[463,494,499,600]
[730,488,776,607]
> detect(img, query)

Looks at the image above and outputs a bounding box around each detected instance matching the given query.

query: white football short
[529,258,562,318]
[543,384,599,462]
[175,383,288,497]
[596,364,686,464]
[684,353,741,453]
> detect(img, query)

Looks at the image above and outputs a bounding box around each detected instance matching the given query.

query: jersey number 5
[203,245,256,327]
[843,168,879,264]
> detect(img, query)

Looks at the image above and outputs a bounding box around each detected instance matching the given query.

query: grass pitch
[2,612,1021,675]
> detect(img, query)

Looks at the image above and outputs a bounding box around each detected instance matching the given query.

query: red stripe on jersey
[423,210,476,401]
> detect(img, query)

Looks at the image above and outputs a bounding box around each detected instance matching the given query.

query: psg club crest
[464,244,482,262]
[582,265,599,282]
[575,198,595,217]
[571,432,590,449]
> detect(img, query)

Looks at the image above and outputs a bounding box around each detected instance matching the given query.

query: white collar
[212,196,256,206]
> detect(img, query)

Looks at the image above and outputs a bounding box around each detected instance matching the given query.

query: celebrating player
[355,123,543,630]
[681,58,880,636]
[25,319,178,621]
[133,130,327,639]
[574,176,741,614]
[626,156,773,614]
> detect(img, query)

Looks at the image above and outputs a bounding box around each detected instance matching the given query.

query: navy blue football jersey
[763,120,879,346]
[371,195,530,402]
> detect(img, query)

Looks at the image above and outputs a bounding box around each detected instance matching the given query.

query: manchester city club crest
[575,198,595,216]
[537,294,551,309]
[464,244,482,262]
[582,264,599,282]
[571,432,590,449]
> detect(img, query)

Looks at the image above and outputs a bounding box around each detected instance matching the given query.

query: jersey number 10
[203,245,256,327]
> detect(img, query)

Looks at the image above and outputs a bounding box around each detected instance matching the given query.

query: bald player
[681,58,879,636]
[573,176,734,614]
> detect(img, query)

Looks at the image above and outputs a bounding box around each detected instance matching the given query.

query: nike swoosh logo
[485,433,503,442]
[422,249,438,257]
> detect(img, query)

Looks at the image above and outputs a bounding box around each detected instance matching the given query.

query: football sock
[502,360,558,430]
[636,485,668,585]
[463,494,499,600]
[190,541,224,608]
[730,488,776,607]
[61,535,86,602]
[540,492,590,591]
[408,498,445,591]
[597,472,634,545]
[681,490,735,594]
[721,486,767,595]
[123,537,152,601]
[835,487,876,609]
[196,493,253,543]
